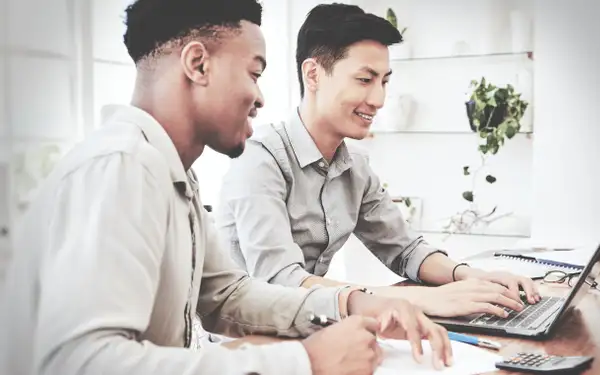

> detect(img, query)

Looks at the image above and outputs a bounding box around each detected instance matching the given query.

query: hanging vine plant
[445,77,529,235]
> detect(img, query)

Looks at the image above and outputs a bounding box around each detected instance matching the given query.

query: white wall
[1,0,86,280]
[530,0,600,246]
[348,0,534,238]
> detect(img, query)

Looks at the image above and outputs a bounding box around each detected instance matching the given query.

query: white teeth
[355,112,373,121]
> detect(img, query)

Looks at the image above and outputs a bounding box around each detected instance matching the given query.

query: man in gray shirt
[0,1,454,374]
[215,3,540,319]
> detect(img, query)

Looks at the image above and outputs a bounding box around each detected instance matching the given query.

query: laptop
[432,244,600,339]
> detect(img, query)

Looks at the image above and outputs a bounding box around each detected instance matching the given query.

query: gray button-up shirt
[215,109,445,288]
[0,105,343,375]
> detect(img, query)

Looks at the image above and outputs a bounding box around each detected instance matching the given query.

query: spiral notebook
[465,250,586,279]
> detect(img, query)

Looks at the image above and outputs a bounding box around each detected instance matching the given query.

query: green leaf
[462,191,474,202]
[479,144,489,154]
[486,175,497,183]
[506,125,517,139]
[463,166,470,176]
[386,8,398,29]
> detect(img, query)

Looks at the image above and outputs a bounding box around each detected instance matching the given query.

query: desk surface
[479,283,600,375]
[224,282,600,374]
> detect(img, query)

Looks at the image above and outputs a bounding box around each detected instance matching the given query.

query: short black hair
[123,0,263,64]
[296,3,402,97]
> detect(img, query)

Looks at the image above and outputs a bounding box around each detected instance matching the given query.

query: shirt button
[326,218,332,225]
[318,161,325,168]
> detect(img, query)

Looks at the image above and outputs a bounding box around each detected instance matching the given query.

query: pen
[447,331,502,350]
[308,313,396,350]
[309,313,337,327]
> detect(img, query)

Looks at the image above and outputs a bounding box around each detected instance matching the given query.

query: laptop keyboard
[470,296,563,329]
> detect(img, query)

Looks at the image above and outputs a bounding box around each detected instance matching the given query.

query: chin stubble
[226,143,245,159]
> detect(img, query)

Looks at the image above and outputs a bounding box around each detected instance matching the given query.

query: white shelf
[369,129,533,136]
[391,51,533,63]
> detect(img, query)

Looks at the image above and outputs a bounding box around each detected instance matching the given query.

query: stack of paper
[376,339,501,375]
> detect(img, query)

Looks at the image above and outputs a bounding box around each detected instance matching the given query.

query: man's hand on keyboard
[454,268,542,305]
[382,279,531,318]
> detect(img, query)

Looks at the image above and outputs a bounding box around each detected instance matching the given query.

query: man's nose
[366,84,385,109]
[255,87,265,109]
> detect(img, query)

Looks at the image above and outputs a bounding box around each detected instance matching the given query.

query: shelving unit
[390,50,533,63]
[367,48,535,136]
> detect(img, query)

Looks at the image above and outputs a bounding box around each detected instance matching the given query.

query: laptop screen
[549,244,600,329]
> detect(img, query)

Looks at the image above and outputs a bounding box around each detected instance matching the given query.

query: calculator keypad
[505,352,555,367]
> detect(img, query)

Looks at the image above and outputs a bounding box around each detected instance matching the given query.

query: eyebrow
[255,55,267,71]
[359,66,392,78]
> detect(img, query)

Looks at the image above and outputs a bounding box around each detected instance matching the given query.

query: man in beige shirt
[0,1,453,375]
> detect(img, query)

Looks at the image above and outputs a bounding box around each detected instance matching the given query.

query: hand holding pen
[302,315,383,375]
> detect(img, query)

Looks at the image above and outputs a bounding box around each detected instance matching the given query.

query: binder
[464,250,585,280]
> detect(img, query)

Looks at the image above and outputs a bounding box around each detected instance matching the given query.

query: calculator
[495,352,594,374]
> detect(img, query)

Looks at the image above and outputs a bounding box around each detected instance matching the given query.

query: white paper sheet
[375,339,502,375]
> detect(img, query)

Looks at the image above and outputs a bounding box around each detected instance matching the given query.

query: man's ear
[301,58,320,93]
[181,41,210,86]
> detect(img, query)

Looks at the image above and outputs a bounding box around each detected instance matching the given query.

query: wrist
[454,264,485,281]
[345,287,375,317]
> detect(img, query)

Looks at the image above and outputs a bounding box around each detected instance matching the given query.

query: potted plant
[386,8,411,60]
[444,77,529,235]
[465,77,528,140]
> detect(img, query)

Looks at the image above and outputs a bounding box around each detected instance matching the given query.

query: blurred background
[1,0,599,284]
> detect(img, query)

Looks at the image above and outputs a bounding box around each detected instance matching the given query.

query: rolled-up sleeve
[197,217,342,338]
[353,161,447,282]
[216,141,312,287]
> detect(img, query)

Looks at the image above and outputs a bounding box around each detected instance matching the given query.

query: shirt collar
[285,109,323,168]
[285,108,353,173]
[100,104,195,196]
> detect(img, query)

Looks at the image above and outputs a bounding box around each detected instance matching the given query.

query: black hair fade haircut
[123,0,263,64]
[296,3,402,97]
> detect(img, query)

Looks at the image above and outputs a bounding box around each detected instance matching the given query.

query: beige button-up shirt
[0,105,343,375]
[215,109,444,287]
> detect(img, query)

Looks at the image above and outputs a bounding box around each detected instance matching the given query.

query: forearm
[40,331,311,375]
[301,275,359,288]
[417,252,484,285]
[300,274,418,300]
[202,276,342,338]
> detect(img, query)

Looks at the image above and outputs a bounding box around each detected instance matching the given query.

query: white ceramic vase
[371,94,416,132]
[389,40,412,60]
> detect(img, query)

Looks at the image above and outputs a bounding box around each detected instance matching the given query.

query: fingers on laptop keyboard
[471,302,510,318]
[474,293,523,316]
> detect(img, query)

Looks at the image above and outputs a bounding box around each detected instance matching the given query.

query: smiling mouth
[354,111,374,121]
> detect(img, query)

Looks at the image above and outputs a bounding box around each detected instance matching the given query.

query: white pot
[372,94,416,132]
[389,41,412,60]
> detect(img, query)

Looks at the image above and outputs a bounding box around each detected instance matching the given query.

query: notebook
[464,250,586,279]
[375,338,501,375]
